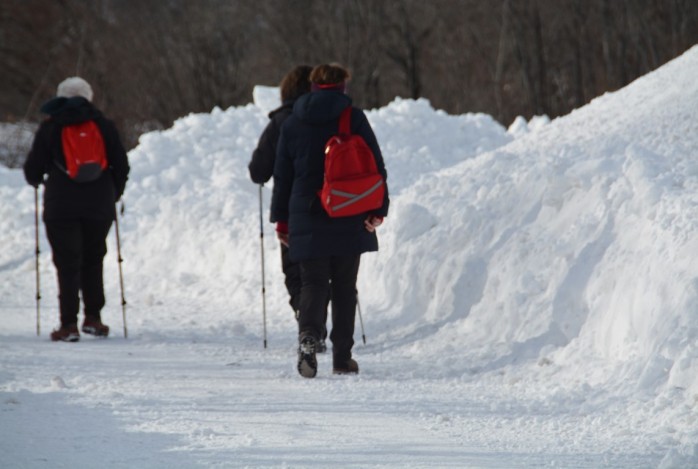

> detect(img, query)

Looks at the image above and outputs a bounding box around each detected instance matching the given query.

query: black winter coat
[271,90,389,262]
[248,100,294,184]
[23,97,130,221]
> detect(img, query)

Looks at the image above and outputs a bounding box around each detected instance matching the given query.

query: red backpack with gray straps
[59,120,108,182]
[319,107,385,218]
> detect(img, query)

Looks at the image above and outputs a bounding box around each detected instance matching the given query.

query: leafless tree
[1,0,697,167]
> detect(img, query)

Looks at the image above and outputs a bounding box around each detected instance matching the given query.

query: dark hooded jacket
[23,97,130,221]
[270,90,389,262]
[248,100,294,184]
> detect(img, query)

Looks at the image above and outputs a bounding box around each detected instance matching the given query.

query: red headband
[311,82,346,93]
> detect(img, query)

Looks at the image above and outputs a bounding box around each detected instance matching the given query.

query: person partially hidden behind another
[24,77,130,342]
[248,65,330,353]
[271,64,389,378]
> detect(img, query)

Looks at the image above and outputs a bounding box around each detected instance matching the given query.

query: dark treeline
[1,0,697,167]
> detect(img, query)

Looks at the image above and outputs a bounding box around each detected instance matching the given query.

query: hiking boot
[316,339,327,354]
[81,317,109,337]
[297,335,318,378]
[51,324,80,342]
[333,358,359,375]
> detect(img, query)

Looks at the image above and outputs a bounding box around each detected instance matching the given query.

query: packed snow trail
[0,333,670,468]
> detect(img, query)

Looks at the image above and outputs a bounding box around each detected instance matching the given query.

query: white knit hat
[56,77,93,101]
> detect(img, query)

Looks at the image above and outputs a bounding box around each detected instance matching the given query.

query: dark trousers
[280,243,302,313]
[282,243,330,338]
[44,219,113,326]
[299,254,360,362]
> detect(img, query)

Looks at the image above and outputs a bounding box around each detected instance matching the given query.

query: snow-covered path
[1,332,669,468]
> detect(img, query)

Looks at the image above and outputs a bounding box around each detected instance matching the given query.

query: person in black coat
[248,65,330,352]
[271,64,389,378]
[23,77,130,342]
[249,65,312,186]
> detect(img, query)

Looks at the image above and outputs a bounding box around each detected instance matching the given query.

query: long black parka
[270,90,389,262]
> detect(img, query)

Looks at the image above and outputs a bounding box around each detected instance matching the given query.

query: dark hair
[309,63,351,85]
[280,65,312,102]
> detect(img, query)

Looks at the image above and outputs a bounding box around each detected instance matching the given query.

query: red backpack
[60,120,108,182]
[319,107,385,217]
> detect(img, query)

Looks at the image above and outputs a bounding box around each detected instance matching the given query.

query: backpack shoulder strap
[338,106,352,136]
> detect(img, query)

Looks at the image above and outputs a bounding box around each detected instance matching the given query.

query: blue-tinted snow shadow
[0,388,205,469]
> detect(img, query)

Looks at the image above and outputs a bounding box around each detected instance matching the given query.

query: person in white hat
[24,77,130,342]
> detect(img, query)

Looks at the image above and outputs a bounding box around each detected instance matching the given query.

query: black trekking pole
[33,187,41,336]
[258,185,268,348]
[114,203,128,338]
[356,291,366,344]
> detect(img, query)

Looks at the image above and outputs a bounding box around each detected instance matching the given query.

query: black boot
[297,335,318,378]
